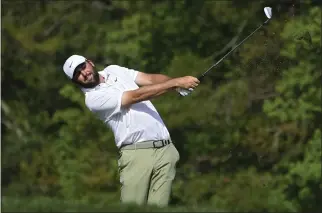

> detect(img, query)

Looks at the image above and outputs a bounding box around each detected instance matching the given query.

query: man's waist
[119,139,172,150]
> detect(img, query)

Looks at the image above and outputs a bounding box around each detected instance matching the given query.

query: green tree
[2,1,319,212]
[263,6,321,211]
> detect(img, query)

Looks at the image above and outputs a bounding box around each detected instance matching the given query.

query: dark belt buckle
[153,140,165,148]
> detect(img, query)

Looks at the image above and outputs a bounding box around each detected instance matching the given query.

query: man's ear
[87,60,95,67]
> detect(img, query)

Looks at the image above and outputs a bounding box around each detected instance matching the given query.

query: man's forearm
[122,79,177,107]
[149,74,172,84]
[134,80,175,100]
[136,73,172,86]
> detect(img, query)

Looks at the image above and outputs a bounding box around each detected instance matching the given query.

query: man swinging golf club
[62,55,199,207]
[62,5,272,206]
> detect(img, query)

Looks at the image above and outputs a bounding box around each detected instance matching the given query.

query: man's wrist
[166,78,178,89]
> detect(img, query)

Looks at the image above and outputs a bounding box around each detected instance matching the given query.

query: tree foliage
[2,1,320,211]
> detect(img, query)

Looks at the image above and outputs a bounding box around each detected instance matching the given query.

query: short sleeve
[105,65,138,82]
[85,87,123,119]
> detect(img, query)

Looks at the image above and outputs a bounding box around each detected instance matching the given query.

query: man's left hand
[176,88,193,96]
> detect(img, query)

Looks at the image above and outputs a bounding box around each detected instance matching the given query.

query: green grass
[2,196,223,212]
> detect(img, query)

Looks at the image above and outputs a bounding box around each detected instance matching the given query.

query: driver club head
[264,7,272,19]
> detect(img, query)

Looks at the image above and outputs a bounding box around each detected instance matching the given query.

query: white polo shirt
[82,65,171,148]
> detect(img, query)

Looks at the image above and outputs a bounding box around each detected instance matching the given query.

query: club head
[264,7,272,19]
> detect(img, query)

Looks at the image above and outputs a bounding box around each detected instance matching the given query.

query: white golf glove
[176,88,194,97]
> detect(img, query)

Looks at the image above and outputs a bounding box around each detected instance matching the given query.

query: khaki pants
[118,143,180,207]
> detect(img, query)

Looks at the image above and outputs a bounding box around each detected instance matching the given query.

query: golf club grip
[198,75,205,81]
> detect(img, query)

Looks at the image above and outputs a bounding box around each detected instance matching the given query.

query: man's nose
[80,69,89,76]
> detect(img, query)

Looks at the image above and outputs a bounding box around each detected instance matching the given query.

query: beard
[74,71,100,88]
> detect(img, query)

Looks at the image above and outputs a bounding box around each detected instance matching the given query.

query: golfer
[62,55,199,207]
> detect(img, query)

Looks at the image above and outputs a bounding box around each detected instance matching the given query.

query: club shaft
[199,19,270,80]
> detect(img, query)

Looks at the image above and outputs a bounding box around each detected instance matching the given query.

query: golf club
[198,7,273,81]
[178,7,273,97]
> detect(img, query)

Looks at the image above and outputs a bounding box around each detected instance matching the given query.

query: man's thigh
[147,143,180,207]
[118,149,154,205]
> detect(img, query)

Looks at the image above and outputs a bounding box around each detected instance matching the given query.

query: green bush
[2,196,224,212]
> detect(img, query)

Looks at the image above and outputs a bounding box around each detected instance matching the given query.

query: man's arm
[122,76,199,107]
[135,72,172,86]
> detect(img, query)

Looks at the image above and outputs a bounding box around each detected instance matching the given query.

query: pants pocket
[170,143,180,164]
[118,150,132,173]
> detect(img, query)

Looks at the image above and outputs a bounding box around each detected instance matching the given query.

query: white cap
[63,55,86,79]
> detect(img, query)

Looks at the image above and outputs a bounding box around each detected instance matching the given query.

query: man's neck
[99,74,105,83]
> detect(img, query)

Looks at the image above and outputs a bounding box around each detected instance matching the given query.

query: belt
[120,139,172,150]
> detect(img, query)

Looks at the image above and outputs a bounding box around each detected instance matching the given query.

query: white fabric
[63,55,86,79]
[83,65,171,148]
[177,88,193,96]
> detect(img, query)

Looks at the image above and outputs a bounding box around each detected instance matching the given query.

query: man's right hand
[171,76,200,90]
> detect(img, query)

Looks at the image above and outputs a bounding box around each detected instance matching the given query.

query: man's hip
[119,139,172,150]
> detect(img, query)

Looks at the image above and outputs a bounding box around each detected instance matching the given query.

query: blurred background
[1,0,321,212]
